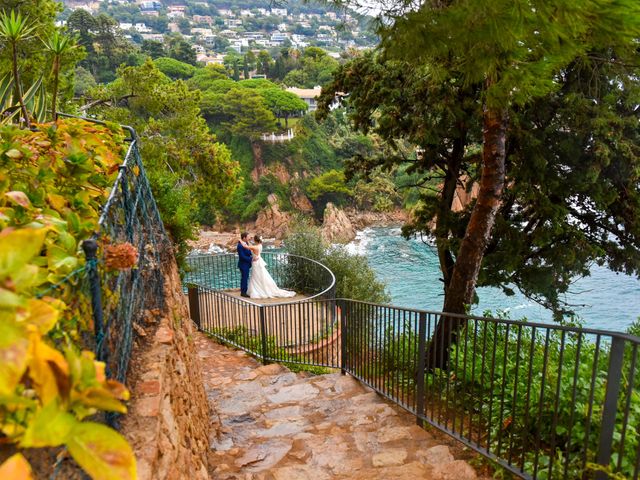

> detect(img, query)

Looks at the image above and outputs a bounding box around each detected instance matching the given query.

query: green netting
[95,138,171,385]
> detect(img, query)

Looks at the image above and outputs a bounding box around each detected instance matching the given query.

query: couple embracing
[237,232,296,300]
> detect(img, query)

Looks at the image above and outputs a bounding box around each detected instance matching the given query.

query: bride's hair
[254,234,262,244]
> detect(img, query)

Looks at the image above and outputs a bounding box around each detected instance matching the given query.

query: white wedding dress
[247,245,296,299]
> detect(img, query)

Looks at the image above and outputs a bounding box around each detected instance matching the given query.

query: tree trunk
[12,43,30,129]
[426,103,508,370]
[435,128,466,289]
[51,57,60,122]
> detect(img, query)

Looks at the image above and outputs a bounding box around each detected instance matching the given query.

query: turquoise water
[346,226,640,332]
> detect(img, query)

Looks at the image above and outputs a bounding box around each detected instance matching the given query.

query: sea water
[346,226,640,332]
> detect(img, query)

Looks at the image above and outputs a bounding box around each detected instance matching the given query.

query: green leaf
[20,400,77,447]
[66,422,137,480]
[47,244,79,273]
[0,227,47,279]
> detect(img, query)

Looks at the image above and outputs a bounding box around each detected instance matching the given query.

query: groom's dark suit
[237,241,253,296]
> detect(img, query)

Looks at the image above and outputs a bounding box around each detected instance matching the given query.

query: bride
[243,235,296,299]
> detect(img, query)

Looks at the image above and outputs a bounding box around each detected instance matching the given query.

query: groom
[237,232,252,298]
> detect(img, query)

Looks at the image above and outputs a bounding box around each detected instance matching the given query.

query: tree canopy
[321,0,640,359]
[89,60,240,260]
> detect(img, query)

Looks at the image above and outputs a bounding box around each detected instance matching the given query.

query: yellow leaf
[0,454,33,480]
[27,330,70,404]
[47,193,67,212]
[66,422,137,480]
[0,318,29,396]
[5,191,31,208]
[20,400,77,448]
[0,228,47,279]
[76,386,127,414]
[20,298,60,335]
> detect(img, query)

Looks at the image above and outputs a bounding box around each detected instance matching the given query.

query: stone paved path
[197,333,481,480]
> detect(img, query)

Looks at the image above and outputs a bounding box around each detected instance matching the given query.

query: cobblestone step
[196,333,482,480]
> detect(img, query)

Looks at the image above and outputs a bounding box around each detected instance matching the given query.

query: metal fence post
[339,299,347,375]
[82,239,107,367]
[187,286,201,330]
[259,306,269,364]
[595,336,625,480]
[416,311,428,427]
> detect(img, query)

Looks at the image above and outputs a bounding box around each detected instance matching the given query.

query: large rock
[321,202,356,243]
[290,186,314,213]
[255,194,292,240]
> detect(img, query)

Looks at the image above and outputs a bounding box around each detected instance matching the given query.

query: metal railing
[186,253,338,364]
[184,252,336,302]
[185,256,640,480]
[338,300,640,480]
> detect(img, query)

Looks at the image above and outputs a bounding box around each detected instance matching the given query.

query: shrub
[284,223,390,303]
[0,119,136,478]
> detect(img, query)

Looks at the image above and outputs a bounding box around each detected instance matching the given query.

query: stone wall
[121,259,211,480]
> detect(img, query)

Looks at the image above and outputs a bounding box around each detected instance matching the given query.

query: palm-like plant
[42,30,76,121]
[0,10,36,128]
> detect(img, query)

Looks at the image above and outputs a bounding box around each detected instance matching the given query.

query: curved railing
[184,252,336,303]
[184,252,339,356]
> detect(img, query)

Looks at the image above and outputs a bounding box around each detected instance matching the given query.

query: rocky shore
[188,206,409,254]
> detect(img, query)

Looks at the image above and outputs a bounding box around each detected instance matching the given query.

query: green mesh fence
[93,136,171,385]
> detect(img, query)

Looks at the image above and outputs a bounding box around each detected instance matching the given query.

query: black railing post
[187,286,201,330]
[339,299,347,375]
[259,306,269,364]
[595,336,625,480]
[82,239,107,367]
[416,311,427,427]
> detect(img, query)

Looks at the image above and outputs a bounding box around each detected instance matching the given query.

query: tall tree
[219,88,276,140]
[0,10,35,127]
[89,60,240,260]
[0,0,61,85]
[165,34,196,66]
[259,87,308,127]
[42,30,77,121]
[326,0,640,367]
[141,39,165,59]
[67,9,139,82]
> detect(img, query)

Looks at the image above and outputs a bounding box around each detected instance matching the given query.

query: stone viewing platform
[221,288,309,305]
[197,334,483,480]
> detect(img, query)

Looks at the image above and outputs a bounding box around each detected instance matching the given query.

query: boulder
[290,186,314,213]
[255,194,292,240]
[321,203,356,244]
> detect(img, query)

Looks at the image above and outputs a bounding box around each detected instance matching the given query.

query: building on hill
[167,6,187,19]
[286,86,343,112]
[271,8,287,16]
[141,33,164,42]
[286,87,322,112]
[140,0,161,12]
[193,15,214,25]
